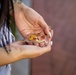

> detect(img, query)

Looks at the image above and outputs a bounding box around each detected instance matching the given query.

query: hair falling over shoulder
[0,0,15,28]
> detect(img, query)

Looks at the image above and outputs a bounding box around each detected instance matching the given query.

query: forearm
[10,0,28,15]
[0,45,23,66]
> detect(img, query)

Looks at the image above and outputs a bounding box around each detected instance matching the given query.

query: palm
[14,4,53,46]
[15,7,45,38]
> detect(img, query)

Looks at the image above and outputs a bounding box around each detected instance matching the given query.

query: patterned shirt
[0,24,15,75]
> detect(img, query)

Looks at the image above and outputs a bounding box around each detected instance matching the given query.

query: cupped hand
[14,2,53,38]
[10,40,52,58]
[14,2,53,46]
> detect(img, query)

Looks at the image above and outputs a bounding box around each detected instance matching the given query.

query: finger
[33,42,39,46]
[48,29,54,42]
[25,39,39,46]
[24,39,33,45]
[20,29,33,38]
[28,42,33,45]
[49,29,54,38]
[38,18,51,36]
[39,42,45,47]
[44,40,49,46]
[44,40,53,46]
[40,42,51,55]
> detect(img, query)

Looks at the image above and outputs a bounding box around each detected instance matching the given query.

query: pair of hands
[11,2,53,58]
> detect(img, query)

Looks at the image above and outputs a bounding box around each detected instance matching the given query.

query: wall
[32,0,76,75]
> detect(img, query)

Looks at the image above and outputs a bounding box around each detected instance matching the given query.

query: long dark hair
[0,0,15,53]
[0,0,15,27]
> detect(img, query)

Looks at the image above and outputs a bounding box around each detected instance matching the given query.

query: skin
[14,2,52,37]
[0,2,53,66]
[14,2,53,46]
[0,40,51,66]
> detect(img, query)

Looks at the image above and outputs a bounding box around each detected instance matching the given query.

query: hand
[14,2,53,38]
[14,2,53,47]
[10,40,52,58]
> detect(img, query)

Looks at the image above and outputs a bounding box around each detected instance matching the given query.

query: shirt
[0,24,15,75]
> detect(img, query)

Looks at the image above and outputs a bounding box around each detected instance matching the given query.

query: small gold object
[29,34,45,43]
[29,35,37,41]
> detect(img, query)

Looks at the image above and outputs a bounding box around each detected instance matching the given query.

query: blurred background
[12,0,76,75]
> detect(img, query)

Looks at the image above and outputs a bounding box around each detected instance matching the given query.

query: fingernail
[50,41,53,45]
[49,32,52,37]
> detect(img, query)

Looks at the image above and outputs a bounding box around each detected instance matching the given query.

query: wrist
[14,1,28,11]
[6,44,24,60]
[14,1,23,11]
